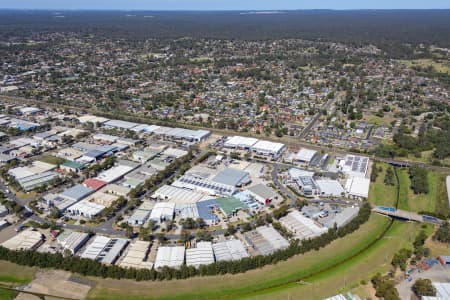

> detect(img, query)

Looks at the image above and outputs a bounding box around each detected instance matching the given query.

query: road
[299,97,335,139]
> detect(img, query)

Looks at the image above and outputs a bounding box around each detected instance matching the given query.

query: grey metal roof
[212,168,251,187]
[247,184,277,200]
[60,184,94,201]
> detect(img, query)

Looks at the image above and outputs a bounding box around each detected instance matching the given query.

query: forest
[0,10,450,57]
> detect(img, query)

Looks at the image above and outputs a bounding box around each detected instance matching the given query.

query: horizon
[0,0,448,11]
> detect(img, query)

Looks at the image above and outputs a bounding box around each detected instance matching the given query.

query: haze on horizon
[0,0,449,10]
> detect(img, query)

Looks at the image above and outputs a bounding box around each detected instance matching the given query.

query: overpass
[373,206,442,225]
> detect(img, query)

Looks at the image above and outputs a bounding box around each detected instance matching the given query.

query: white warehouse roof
[154,246,185,269]
[295,148,317,163]
[152,185,209,204]
[224,136,258,148]
[119,241,153,270]
[251,140,285,155]
[280,210,327,240]
[186,241,215,267]
[212,239,249,262]
[2,229,43,251]
[149,202,176,222]
[316,179,345,197]
[345,177,370,199]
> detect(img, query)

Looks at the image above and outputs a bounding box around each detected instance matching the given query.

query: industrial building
[323,207,360,228]
[128,201,153,226]
[119,241,153,269]
[212,239,249,262]
[315,179,345,197]
[295,148,318,164]
[247,183,278,205]
[56,230,90,255]
[103,119,139,130]
[216,196,248,217]
[196,199,220,225]
[154,246,185,269]
[176,203,200,220]
[17,171,60,191]
[244,225,289,256]
[95,161,138,184]
[339,155,369,178]
[172,175,236,196]
[212,168,251,187]
[80,235,129,265]
[60,184,95,203]
[345,177,370,200]
[151,185,210,204]
[251,140,286,158]
[2,229,44,251]
[186,241,215,267]
[280,210,328,240]
[67,200,105,219]
[224,136,258,149]
[158,127,211,142]
[149,202,176,222]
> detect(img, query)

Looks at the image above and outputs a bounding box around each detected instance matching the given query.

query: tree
[412,279,436,297]
[433,221,450,243]
[384,166,396,186]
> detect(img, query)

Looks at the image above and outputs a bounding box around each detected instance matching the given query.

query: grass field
[0,261,36,285]
[0,288,17,300]
[36,155,66,166]
[364,114,394,127]
[88,214,394,300]
[396,168,449,215]
[236,221,419,300]
[368,163,398,207]
[402,59,450,75]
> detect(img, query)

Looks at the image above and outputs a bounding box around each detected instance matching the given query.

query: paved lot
[396,264,450,300]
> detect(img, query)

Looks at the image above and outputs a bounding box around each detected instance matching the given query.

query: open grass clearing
[0,288,17,300]
[0,261,35,285]
[88,214,391,300]
[235,221,419,300]
[368,163,397,207]
[35,155,66,166]
[402,59,450,74]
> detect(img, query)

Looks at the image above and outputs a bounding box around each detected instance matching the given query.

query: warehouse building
[67,200,105,219]
[152,185,209,204]
[128,201,153,226]
[160,128,211,142]
[56,230,90,255]
[224,136,258,149]
[315,179,345,197]
[196,199,220,225]
[149,202,175,222]
[172,175,236,196]
[345,177,370,200]
[103,119,139,130]
[280,210,328,240]
[212,168,251,187]
[323,207,360,229]
[216,196,248,217]
[251,140,286,159]
[186,241,215,268]
[176,203,200,220]
[83,178,107,191]
[132,149,158,163]
[339,155,369,178]
[95,161,139,184]
[247,183,278,205]
[295,148,317,164]
[244,225,289,256]
[60,161,85,173]
[60,184,95,203]
[2,229,44,251]
[119,241,153,269]
[80,236,129,265]
[212,239,249,262]
[154,246,185,269]
[17,171,60,191]
[78,115,109,124]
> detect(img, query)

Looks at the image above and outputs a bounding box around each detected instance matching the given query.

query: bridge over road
[372,206,443,225]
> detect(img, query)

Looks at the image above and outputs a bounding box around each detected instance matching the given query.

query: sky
[0,0,449,10]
